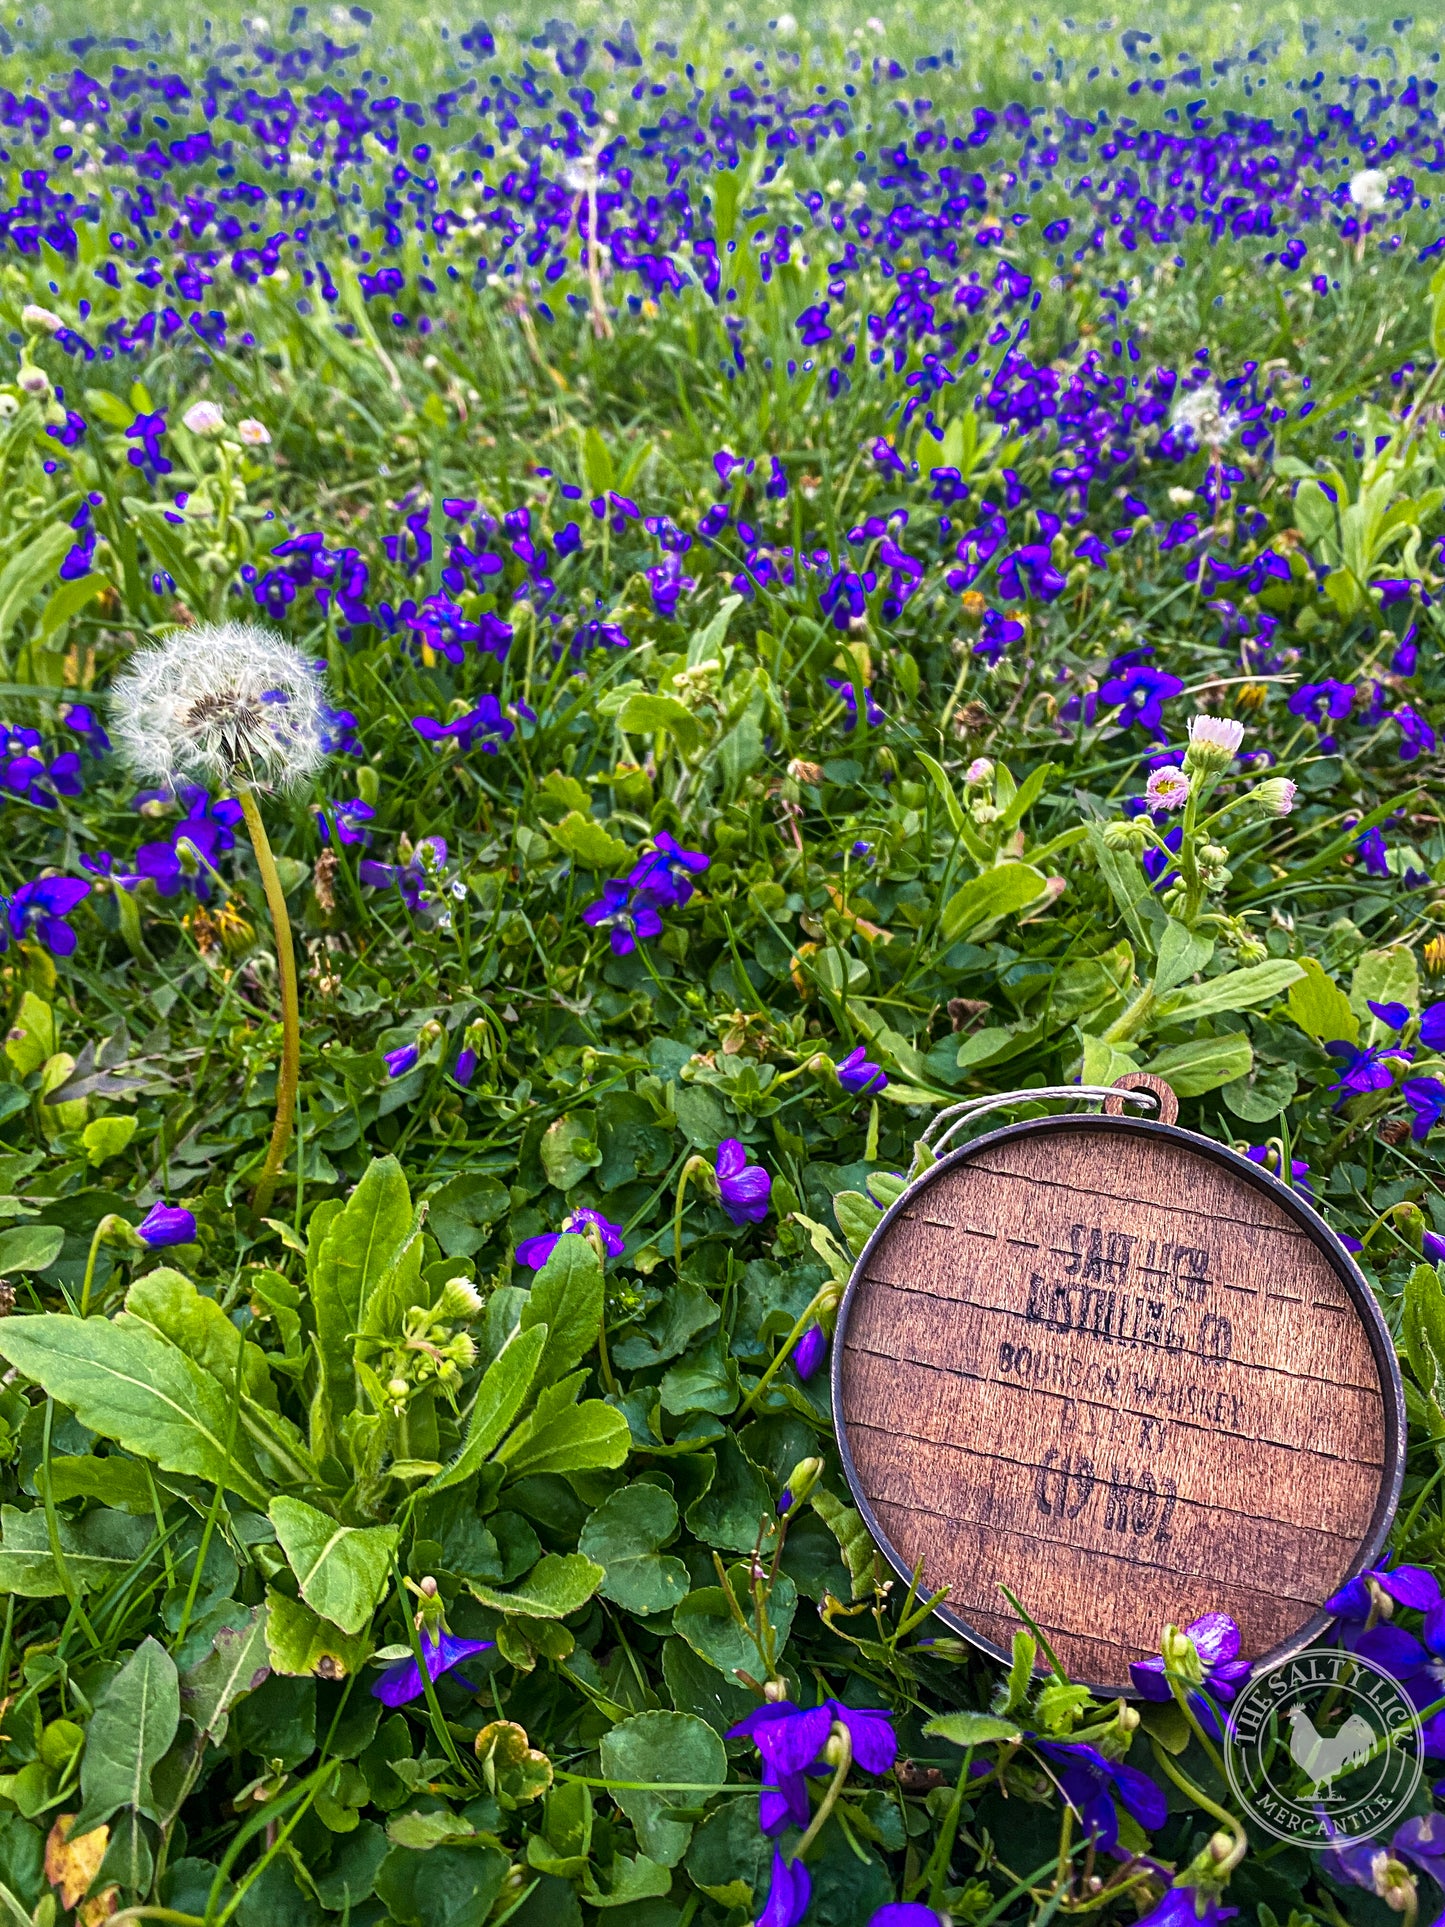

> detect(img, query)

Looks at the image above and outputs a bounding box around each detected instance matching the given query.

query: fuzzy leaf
[269,1497,398,1634]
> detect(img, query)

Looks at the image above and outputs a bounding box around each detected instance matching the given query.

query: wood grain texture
[834,1118,1401,1692]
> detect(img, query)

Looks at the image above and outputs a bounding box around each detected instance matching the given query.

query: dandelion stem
[239,788,300,1218]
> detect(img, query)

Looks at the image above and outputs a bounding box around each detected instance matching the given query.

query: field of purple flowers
[0,3,1439,1924]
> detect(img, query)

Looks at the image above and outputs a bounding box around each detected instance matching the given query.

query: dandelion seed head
[1349,168,1389,212]
[109,621,329,793]
[1170,384,1234,451]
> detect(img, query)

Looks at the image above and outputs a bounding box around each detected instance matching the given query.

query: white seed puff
[109,620,328,792]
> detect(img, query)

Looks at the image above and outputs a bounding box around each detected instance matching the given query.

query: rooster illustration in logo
[1285,1705,1376,1795]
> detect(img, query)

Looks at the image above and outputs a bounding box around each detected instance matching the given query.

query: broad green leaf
[122,1267,275,1407]
[82,1115,138,1165]
[684,1434,775,1554]
[540,1113,602,1190]
[4,992,53,1075]
[582,1851,673,1909]
[0,523,79,662]
[426,1172,509,1259]
[616,691,702,753]
[44,1454,153,1513]
[1287,957,1358,1045]
[545,809,631,872]
[598,1711,726,1867]
[423,1322,547,1497]
[0,1315,268,1508]
[37,570,107,648]
[0,1502,153,1596]
[264,1587,374,1680]
[75,1636,179,1831]
[940,863,1048,945]
[1084,825,1157,952]
[1079,1034,1141,1088]
[1404,1263,1445,1403]
[180,1603,270,1744]
[311,1157,412,1448]
[1157,958,1303,1022]
[579,1485,689,1616]
[833,1189,884,1258]
[1152,920,1214,997]
[270,1497,398,1634]
[466,1551,603,1619]
[924,1710,1024,1746]
[1221,1062,1299,1122]
[686,1799,771,1911]
[688,592,742,667]
[519,1233,604,1387]
[375,1840,508,1925]
[673,1571,797,1681]
[0,1224,62,1274]
[811,1488,875,1601]
[1144,1032,1253,1097]
[495,1398,629,1479]
[1350,945,1420,1025]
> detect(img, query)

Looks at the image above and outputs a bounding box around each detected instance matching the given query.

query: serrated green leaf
[810,1488,874,1601]
[467,1550,603,1618]
[579,1485,689,1615]
[495,1398,629,1478]
[270,1497,397,1634]
[423,1322,547,1497]
[1287,957,1358,1045]
[75,1636,178,1831]
[518,1233,604,1387]
[940,863,1048,945]
[598,1712,725,1867]
[924,1710,1023,1747]
[0,1315,268,1507]
[546,809,632,872]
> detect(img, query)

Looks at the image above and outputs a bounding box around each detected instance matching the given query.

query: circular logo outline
[1223,1648,1423,1848]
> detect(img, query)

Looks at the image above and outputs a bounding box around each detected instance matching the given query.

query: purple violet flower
[716,1138,771,1225]
[758,1849,810,1927]
[1404,1078,1445,1141]
[582,878,664,957]
[728,1698,897,1835]
[869,1910,945,1927]
[135,1201,197,1248]
[837,1045,888,1095]
[825,677,886,730]
[372,1629,494,1707]
[384,1044,420,1080]
[1034,1738,1168,1848]
[626,832,709,908]
[1325,1040,1411,1098]
[794,1326,828,1380]
[515,1209,625,1270]
[1135,1891,1237,1927]
[1129,1612,1250,1740]
[2,876,90,955]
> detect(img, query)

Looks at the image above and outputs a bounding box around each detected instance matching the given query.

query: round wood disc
[832,1115,1405,1694]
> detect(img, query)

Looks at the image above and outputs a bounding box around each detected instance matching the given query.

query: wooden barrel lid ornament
[831,1073,1405,1695]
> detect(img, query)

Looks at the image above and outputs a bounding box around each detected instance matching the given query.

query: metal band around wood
[831,1101,1405,1696]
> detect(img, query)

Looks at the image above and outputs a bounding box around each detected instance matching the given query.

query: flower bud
[1252,776,1297,817]
[21,304,62,334]
[965,757,994,786]
[16,364,49,397]
[1183,713,1245,774]
[779,1457,824,1514]
[438,1276,484,1321]
[1161,1622,1204,1685]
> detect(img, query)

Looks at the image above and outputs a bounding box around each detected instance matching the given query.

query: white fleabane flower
[21,304,62,334]
[1349,168,1389,213]
[183,400,225,436]
[109,621,328,792]
[237,417,271,446]
[1188,714,1245,754]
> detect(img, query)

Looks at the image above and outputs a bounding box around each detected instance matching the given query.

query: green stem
[239,788,301,1219]
[672,1155,708,1272]
[78,1215,121,1318]
[793,1720,853,1858]
[736,1281,837,1418]
[1147,1737,1246,1868]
